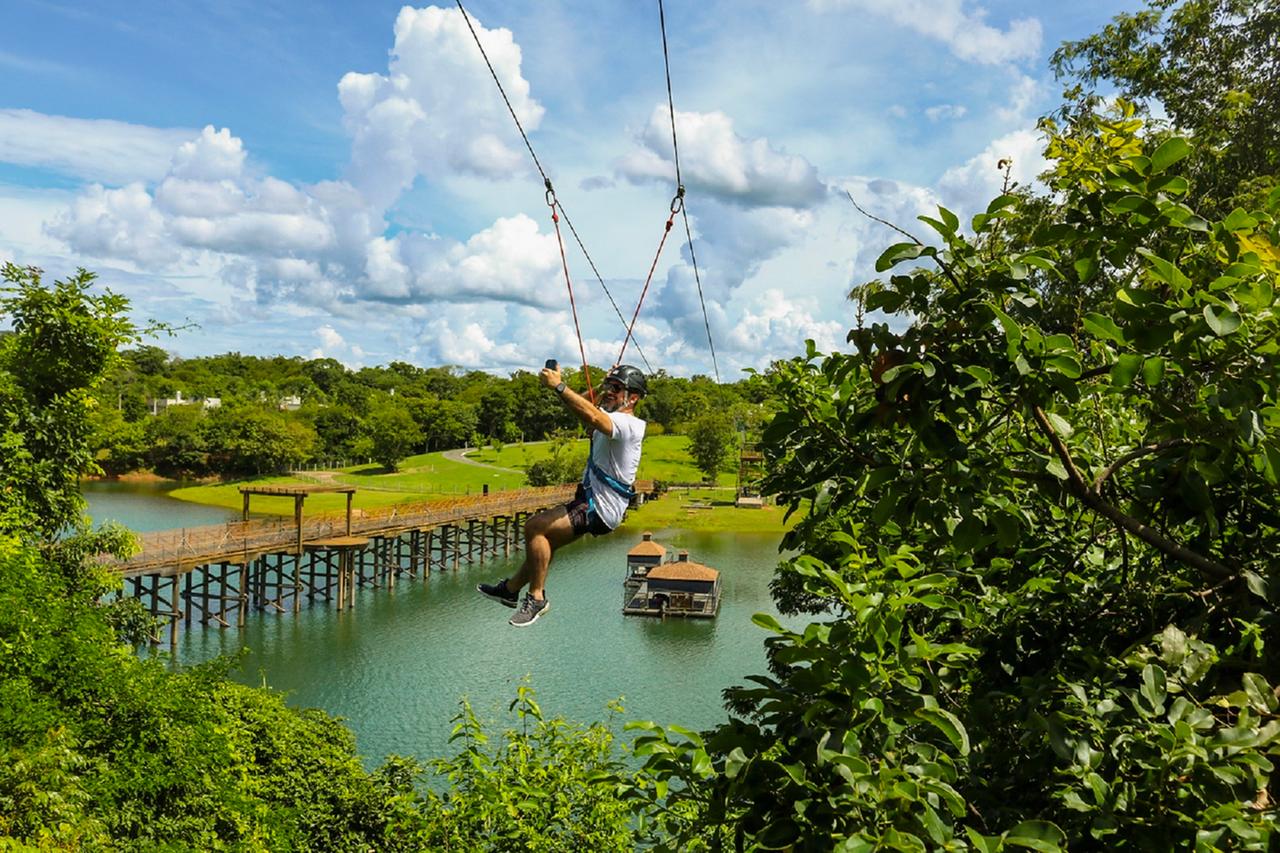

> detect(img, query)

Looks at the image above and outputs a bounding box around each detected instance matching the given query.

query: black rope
[657,0,720,382]
[454,0,651,375]
[680,207,719,382]
[657,0,682,191]
[455,0,550,186]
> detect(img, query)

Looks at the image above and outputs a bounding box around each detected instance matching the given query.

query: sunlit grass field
[171,434,741,516]
[468,433,734,486]
[618,487,795,535]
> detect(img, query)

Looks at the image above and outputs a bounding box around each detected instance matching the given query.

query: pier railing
[104,485,576,576]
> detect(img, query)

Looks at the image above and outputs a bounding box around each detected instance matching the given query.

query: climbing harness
[587,456,636,502]
[581,450,637,524]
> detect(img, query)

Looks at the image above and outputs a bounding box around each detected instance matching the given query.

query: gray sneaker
[509,594,550,627]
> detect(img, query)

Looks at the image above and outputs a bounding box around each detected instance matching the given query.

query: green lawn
[469,433,734,486]
[618,487,797,535]
[332,451,526,494]
[170,475,427,515]
[172,435,739,516]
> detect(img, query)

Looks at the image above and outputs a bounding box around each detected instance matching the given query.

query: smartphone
[544,359,558,371]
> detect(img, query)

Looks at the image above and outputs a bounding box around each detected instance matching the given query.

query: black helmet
[606,364,647,396]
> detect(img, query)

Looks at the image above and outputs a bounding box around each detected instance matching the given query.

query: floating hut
[623,543,721,619]
[624,531,667,595]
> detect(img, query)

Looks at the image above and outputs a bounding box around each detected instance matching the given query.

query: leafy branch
[1031,405,1231,581]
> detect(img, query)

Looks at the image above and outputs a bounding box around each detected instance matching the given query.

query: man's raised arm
[540,365,613,435]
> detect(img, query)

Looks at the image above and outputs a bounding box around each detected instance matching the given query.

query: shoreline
[92,477,796,535]
[83,471,222,486]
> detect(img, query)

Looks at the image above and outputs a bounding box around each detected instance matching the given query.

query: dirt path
[293,470,340,483]
[441,448,523,473]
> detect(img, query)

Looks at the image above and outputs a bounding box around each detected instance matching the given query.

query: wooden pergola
[239,484,357,554]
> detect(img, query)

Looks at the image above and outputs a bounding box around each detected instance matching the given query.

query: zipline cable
[657,0,720,383]
[454,0,653,377]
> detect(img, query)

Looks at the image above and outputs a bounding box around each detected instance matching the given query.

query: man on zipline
[477,362,647,627]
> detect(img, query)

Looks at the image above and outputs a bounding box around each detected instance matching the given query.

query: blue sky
[1,0,1140,377]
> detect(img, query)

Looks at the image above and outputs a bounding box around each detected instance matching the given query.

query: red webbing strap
[617,200,679,367]
[549,197,595,404]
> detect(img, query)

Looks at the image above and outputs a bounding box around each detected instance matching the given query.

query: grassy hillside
[468,433,734,486]
[172,434,740,515]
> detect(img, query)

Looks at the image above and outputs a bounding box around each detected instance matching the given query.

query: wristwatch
[554,381,567,395]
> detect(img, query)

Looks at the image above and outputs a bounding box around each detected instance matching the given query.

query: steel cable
[455,0,652,375]
[657,0,720,382]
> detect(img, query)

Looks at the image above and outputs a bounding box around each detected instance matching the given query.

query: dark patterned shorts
[565,483,612,537]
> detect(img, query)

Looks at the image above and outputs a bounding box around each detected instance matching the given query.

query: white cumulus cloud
[49,126,354,270]
[47,182,182,267]
[339,5,543,209]
[809,0,1042,65]
[0,108,195,185]
[724,289,845,366]
[617,106,827,210]
[936,127,1047,215]
[373,213,564,307]
[169,126,247,182]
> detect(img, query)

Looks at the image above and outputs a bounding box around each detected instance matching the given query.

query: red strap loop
[549,204,595,404]
[617,211,678,366]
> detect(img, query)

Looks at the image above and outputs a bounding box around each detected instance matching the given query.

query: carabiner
[669,184,685,215]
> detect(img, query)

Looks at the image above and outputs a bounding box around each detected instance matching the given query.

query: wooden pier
[105,485,577,647]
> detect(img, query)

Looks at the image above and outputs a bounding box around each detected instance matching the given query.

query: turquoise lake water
[82,483,789,768]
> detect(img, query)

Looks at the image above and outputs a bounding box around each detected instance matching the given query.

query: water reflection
[177,529,792,767]
[82,484,795,769]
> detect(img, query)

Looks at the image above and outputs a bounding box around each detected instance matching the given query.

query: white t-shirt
[582,411,646,529]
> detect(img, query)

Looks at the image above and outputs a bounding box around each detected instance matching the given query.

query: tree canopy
[626,110,1280,850]
[1053,0,1280,213]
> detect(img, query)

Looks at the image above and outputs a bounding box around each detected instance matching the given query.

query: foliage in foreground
[0,266,430,849]
[420,687,641,851]
[0,265,670,851]
[627,114,1280,850]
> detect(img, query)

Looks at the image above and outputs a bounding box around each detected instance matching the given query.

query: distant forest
[91,346,771,478]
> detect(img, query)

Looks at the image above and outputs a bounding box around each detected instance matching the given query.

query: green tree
[510,370,575,440]
[203,405,316,476]
[364,403,422,472]
[0,264,446,849]
[632,120,1280,850]
[143,403,208,477]
[123,344,169,377]
[686,412,736,484]
[1052,0,1280,213]
[525,431,586,486]
[639,374,708,433]
[476,383,518,441]
[313,404,362,459]
[303,356,349,397]
[0,265,139,536]
[410,396,478,452]
[422,687,643,851]
[89,407,148,476]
